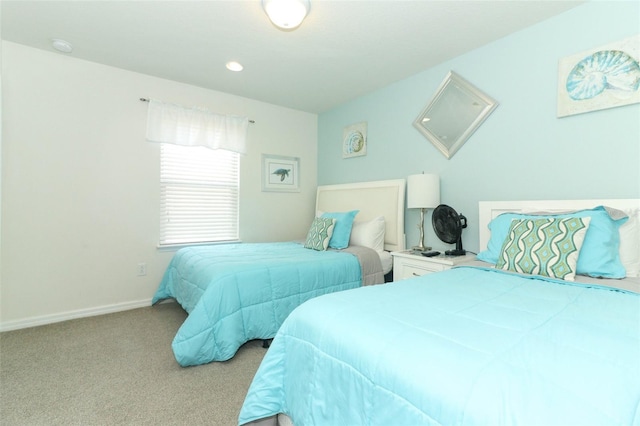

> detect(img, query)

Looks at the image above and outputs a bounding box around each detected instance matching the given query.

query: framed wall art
[557,34,640,117]
[262,154,300,192]
[342,122,367,158]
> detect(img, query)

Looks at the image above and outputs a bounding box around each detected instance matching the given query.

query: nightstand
[390,251,477,281]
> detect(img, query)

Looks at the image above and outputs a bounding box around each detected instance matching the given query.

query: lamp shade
[407,174,440,209]
[262,0,310,30]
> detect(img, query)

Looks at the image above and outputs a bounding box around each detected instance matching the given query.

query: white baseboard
[0,298,155,332]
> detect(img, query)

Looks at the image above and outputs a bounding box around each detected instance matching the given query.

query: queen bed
[152,179,405,366]
[239,198,640,426]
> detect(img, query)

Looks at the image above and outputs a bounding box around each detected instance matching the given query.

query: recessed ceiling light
[51,39,73,53]
[226,61,244,72]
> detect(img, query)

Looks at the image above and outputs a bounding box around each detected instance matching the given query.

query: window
[160,144,239,246]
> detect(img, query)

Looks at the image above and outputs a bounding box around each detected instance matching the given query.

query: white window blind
[160,144,239,246]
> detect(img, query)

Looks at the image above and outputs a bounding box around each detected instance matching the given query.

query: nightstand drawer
[390,251,477,281]
[399,262,445,279]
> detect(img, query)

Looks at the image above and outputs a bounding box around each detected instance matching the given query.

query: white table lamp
[407,173,440,252]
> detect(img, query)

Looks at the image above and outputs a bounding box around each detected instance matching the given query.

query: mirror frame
[413,71,498,159]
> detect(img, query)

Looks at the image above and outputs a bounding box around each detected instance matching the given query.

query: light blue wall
[318,1,640,253]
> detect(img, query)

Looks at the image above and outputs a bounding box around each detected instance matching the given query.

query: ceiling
[1,1,584,113]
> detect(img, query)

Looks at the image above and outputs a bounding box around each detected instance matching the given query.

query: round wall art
[342,121,367,158]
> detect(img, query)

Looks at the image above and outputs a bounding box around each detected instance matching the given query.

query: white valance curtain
[145,99,249,154]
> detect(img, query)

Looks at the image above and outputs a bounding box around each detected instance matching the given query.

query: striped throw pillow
[496,217,591,281]
[304,217,336,251]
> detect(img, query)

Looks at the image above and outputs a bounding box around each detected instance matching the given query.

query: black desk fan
[432,204,467,256]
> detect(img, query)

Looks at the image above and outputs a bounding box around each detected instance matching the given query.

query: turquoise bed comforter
[152,242,362,366]
[239,266,640,425]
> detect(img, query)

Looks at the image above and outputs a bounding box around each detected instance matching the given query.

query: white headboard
[479,199,640,251]
[316,179,406,252]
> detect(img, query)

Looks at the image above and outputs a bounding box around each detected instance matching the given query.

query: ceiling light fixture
[262,0,310,30]
[51,39,73,53]
[226,61,244,72]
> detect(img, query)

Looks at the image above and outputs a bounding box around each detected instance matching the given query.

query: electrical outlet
[137,263,147,276]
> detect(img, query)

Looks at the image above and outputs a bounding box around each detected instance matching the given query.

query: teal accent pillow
[321,210,359,249]
[304,217,336,251]
[477,206,628,278]
[496,217,591,281]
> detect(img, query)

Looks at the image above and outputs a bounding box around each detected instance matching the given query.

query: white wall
[0,41,318,330]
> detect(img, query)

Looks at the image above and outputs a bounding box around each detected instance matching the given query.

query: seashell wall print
[558,34,640,117]
[342,122,367,158]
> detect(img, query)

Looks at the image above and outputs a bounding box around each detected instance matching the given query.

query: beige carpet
[0,302,267,425]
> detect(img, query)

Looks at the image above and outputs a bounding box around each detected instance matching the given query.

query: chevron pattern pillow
[496,216,591,281]
[304,217,336,251]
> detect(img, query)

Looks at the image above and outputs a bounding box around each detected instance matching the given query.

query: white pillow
[619,208,640,277]
[349,216,385,252]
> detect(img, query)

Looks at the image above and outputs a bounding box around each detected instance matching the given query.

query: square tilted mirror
[413,71,498,159]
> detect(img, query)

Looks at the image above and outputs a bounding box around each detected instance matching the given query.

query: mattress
[379,250,392,274]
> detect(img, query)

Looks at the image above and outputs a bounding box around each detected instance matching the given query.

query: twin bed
[152,179,405,366]
[239,198,640,426]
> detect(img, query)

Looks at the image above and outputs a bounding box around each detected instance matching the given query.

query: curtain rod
[139,98,255,123]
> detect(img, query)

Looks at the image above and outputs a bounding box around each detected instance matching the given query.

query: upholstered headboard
[316,179,406,252]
